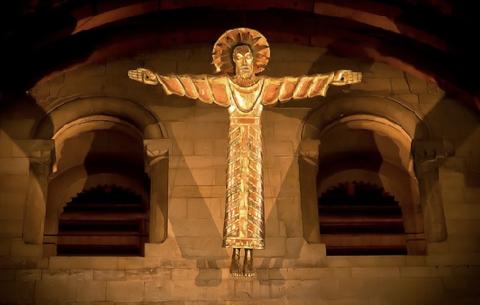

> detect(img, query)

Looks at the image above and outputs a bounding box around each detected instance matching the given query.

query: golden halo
[212,28,270,74]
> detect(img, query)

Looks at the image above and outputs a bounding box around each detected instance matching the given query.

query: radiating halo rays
[212,28,270,74]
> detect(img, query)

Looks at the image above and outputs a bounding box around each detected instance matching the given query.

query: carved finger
[128,71,140,80]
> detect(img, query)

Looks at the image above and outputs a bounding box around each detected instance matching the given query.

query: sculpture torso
[227,77,264,115]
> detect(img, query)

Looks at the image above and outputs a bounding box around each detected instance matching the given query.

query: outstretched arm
[261,70,362,105]
[128,68,230,107]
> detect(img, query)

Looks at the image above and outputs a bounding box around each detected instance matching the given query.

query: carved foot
[230,248,242,277]
[243,249,256,278]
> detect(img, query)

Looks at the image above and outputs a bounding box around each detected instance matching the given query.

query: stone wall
[0,44,479,304]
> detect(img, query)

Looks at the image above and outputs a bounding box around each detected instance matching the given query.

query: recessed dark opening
[318,181,407,256]
[57,185,149,256]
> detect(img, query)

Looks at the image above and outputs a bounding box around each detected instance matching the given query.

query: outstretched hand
[332,70,362,86]
[128,68,159,85]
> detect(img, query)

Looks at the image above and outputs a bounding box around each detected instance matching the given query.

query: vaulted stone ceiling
[0,0,478,110]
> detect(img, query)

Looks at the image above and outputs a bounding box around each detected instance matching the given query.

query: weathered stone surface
[106,280,145,302]
[117,257,145,270]
[405,74,428,94]
[390,77,411,93]
[0,194,26,220]
[15,269,41,281]
[10,239,43,257]
[351,267,400,278]
[50,257,118,269]
[0,158,29,175]
[93,270,126,281]
[144,278,174,301]
[400,266,451,278]
[0,175,29,193]
[36,279,77,301]
[0,281,35,302]
[76,280,107,302]
[350,77,391,92]
[0,219,23,237]
[125,268,171,280]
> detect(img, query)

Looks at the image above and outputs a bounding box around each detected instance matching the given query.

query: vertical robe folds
[223,78,266,249]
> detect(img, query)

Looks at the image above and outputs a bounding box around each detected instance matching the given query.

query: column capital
[412,139,454,174]
[17,140,54,176]
[17,139,54,157]
[144,139,171,173]
[298,139,321,165]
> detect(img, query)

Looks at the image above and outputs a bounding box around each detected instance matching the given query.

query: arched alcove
[299,97,446,253]
[316,114,426,254]
[43,115,152,256]
[36,109,170,256]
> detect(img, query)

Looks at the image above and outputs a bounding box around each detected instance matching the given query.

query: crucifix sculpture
[129,28,362,277]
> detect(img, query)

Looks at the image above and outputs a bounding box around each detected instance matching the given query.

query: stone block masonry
[0,43,479,305]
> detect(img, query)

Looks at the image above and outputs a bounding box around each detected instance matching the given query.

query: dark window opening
[319,181,406,256]
[57,185,149,256]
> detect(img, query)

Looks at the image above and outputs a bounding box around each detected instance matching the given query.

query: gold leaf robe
[223,78,265,249]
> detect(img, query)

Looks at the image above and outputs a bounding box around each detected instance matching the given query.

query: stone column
[20,140,54,244]
[144,139,171,243]
[298,139,321,243]
[413,139,453,243]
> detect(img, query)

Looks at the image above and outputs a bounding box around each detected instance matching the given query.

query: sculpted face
[233,45,254,79]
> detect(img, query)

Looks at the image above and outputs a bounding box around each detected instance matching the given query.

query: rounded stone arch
[298,95,445,253]
[48,115,148,175]
[32,96,167,140]
[301,94,430,141]
[53,115,144,142]
[317,114,416,176]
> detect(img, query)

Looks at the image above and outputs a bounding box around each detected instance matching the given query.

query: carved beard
[233,74,258,87]
[233,63,256,86]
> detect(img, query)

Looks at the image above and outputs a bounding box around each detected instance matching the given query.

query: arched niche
[298,95,447,253]
[317,115,424,254]
[34,106,170,255]
[32,96,167,140]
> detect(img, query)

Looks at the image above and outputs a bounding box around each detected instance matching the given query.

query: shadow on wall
[414,96,480,187]
[0,92,54,249]
[45,127,151,256]
[412,95,480,245]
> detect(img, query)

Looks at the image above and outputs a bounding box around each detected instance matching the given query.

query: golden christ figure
[128,28,361,277]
